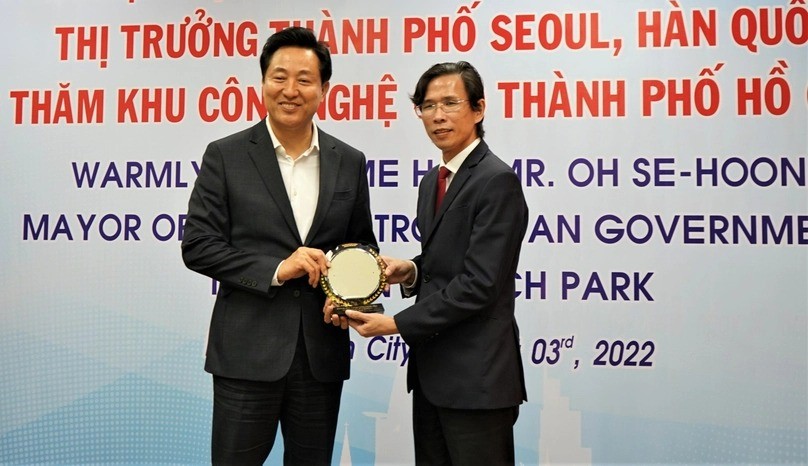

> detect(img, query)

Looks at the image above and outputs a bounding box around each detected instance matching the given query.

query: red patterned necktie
[435,166,451,213]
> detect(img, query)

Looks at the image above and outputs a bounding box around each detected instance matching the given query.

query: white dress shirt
[267,120,320,286]
[439,138,480,189]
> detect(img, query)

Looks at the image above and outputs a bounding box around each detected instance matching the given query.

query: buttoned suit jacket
[394,140,529,409]
[181,119,377,383]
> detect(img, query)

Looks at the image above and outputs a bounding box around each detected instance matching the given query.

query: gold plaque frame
[321,243,386,315]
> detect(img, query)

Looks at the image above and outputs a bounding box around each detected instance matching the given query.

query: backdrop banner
[1,1,806,464]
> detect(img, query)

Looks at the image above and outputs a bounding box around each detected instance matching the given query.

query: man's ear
[474,98,486,124]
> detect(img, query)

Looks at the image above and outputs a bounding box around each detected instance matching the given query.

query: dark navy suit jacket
[394,140,529,409]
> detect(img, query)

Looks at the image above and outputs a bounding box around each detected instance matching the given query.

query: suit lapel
[305,129,340,245]
[247,120,302,243]
[421,141,488,246]
[418,168,439,240]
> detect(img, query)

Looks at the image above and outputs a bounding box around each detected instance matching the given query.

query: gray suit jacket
[182,119,377,383]
[394,140,529,409]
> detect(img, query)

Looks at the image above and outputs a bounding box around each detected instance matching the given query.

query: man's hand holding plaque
[320,243,386,316]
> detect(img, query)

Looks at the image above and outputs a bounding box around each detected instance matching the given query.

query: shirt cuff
[272,261,285,287]
[403,261,418,289]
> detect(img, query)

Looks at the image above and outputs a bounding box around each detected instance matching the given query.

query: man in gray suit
[331,61,528,465]
[182,27,376,465]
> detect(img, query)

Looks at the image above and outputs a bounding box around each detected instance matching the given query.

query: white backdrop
[1,1,806,464]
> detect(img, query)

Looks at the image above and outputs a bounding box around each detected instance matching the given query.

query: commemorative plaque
[321,243,386,315]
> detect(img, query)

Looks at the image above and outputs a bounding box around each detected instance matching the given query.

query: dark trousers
[412,386,518,466]
[211,335,343,466]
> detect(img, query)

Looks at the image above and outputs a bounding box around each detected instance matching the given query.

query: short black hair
[410,61,485,138]
[259,27,332,83]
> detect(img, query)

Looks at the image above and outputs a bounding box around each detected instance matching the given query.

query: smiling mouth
[280,102,299,110]
[433,128,451,135]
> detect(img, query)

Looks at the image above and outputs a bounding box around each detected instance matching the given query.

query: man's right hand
[278,247,330,287]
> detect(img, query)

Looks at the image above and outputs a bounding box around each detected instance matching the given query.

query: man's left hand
[323,298,349,329]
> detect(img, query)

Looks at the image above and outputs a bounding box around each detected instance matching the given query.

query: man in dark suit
[182,27,376,465]
[333,61,528,465]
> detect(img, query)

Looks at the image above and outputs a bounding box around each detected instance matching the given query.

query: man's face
[419,73,484,162]
[262,46,329,133]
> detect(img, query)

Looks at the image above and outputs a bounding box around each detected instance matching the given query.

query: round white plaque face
[321,244,386,314]
[328,247,381,299]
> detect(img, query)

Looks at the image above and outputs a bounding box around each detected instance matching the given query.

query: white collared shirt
[266,120,320,242]
[266,120,320,286]
[439,138,480,190]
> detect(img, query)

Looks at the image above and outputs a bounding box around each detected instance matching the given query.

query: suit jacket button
[423,274,431,283]
[293,290,301,297]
